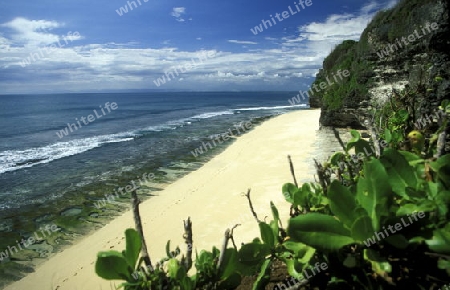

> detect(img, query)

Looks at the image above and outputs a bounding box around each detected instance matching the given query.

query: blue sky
[0,0,397,94]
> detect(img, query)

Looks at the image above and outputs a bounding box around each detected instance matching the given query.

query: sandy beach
[4,109,321,290]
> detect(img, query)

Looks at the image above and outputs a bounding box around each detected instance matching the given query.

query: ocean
[0,91,307,285]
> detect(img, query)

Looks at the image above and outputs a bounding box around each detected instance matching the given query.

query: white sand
[4,109,321,290]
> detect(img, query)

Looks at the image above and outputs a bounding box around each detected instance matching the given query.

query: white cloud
[227,40,258,45]
[171,7,187,22]
[1,17,63,47]
[0,1,397,93]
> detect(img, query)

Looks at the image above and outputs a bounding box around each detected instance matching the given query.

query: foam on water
[0,132,137,174]
[0,103,305,175]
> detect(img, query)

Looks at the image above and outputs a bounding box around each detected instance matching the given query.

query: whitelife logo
[190,121,253,157]
[0,223,60,262]
[115,0,149,16]
[93,172,155,209]
[363,211,425,247]
[250,0,313,35]
[273,262,328,290]
[20,31,80,67]
[56,102,118,139]
[152,50,216,87]
[288,69,350,106]
[376,22,439,59]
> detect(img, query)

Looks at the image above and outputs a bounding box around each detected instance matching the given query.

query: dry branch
[229,224,240,249]
[314,159,328,195]
[435,130,447,158]
[244,189,261,223]
[131,190,153,271]
[332,127,346,152]
[365,120,381,158]
[183,217,193,270]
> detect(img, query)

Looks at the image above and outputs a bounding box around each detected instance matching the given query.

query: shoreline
[4,109,321,290]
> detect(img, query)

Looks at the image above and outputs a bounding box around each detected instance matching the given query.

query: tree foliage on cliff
[311,40,373,110]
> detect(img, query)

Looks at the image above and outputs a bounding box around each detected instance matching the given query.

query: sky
[0,0,397,94]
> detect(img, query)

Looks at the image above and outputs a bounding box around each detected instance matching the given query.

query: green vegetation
[361,0,438,44]
[310,40,373,110]
[311,0,440,112]
[95,97,449,289]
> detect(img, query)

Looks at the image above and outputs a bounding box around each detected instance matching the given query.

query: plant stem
[217,229,230,272]
[288,155,298,187]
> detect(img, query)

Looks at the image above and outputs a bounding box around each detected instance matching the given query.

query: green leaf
[365,248,387,262]
[95,251,133,281]
[430,155,450,189]
[396,203,435,216]
[259,222,275,249]
[399,150,424,164]
[270,201,280,223]
[218,273,241,290]
[167,258,180,279]
[176,265,187,281]
[343,256,357,268]
[237,240,270,275]
[288,213,355,251]
[425,226,450,254]
[385,234,409,249]
[347,130,361,149]
[167,258,187,281]
[330,152,345,166]
[437,259,450,271]
[122,228,141,269]
[219,248,239,280]
[384,129,392,143]
[397,109,409,122]
[269,220,279,245]
[282,183,297,204]
[180,276,196,290]
[356,159,391,231]
[328,180,366,230]
[380,149,418,198]
[270,202,280,242]
[252,259,271,290]
[346,130,373,156]
[283,241,315,263]
[284,258,307,279]
[293,187,308,208]
[370,260,392,275]
[350,215,374,242]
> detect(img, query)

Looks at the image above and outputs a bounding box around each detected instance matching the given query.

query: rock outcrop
[310,0,450,128]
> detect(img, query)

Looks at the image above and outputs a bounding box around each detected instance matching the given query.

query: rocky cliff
[309,0,450,129]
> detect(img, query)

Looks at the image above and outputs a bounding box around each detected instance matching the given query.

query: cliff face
[310,0,450,128]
